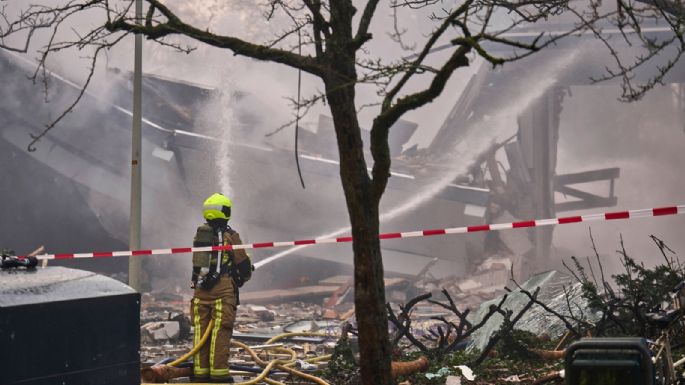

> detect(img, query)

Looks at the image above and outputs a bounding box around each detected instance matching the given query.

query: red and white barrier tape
[18,204,685,261]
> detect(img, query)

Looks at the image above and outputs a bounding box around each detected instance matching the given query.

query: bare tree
[2,0,671,383]
[579,0,685,100]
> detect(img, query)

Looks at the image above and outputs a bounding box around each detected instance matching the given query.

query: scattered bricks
[322,308,338,319]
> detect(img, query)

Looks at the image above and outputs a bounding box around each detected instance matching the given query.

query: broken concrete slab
[141,321,180,343]
[467,270,596,352]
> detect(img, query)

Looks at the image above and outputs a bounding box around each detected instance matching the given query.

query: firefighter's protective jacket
[190,223,252,380]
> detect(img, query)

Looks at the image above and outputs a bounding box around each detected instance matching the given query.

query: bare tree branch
[354,0,381,49]
[104,0,324,76]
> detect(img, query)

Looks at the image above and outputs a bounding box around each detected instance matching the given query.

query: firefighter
[190,193,253,382]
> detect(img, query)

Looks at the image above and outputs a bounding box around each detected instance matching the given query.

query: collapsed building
[2,14,685,385]
[1,21,685,293]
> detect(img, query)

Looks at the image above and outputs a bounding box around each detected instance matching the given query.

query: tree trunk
[324,2,392,383]
[325,77,393,385]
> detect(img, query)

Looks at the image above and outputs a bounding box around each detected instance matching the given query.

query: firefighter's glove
[198,271,220,290]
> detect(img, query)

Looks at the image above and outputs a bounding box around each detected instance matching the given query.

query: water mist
[256,46,583,269]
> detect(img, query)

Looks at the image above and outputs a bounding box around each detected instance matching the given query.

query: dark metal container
[0,267,140,385]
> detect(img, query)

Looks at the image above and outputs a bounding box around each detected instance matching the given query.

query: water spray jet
[254,47,583,270]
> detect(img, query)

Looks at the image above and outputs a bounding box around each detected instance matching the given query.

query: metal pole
[128,0,143,291]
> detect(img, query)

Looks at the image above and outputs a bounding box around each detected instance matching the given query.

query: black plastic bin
[565,337,654,385]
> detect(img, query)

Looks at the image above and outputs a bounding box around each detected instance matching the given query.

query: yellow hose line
[225,341,296,385]
[165,327,332,384]
[169,319,215,367]
[265,331,329,344]
[283,354,332,368]
[307,354,332,363]
[232,360,278,385]
[231,340,331,385]
[231,340,294,366]
[232,347,295,385]
[273,363,330,385]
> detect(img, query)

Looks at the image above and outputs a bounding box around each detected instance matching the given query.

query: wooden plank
[318,275,351,286]
[554,167,620,185]
[318,275,406,288]
[241,277,408,305]
[240,285,337,305]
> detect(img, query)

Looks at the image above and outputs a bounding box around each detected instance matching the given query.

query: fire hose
[146,323,430,384]
[146,319,333,385]
[231,340,330,385]
[166,319,214,367]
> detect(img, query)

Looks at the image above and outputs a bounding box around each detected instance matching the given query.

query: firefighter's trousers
[190,276,237,380]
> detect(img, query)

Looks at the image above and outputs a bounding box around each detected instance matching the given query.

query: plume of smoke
[552,82,685,271]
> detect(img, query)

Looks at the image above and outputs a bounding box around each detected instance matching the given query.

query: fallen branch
[471,287,539,367]
[386,293,432,352]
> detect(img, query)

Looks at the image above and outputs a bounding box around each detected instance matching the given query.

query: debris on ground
[424,366,450,379]
[456,365,475,381]
[137,236,685,384]
[141,321,180,342]
[138,251,519,383]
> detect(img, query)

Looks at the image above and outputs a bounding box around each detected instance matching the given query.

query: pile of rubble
[416,257,511,310]
[140,294,344,383]
[139,257,516,367]
[140,296,340,365]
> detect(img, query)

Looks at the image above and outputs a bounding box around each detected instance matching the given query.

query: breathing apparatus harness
[196,229,221,290]
[194,222,238,291]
